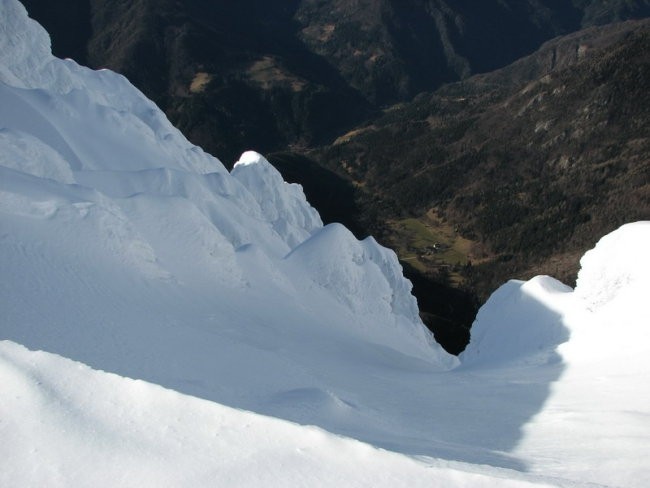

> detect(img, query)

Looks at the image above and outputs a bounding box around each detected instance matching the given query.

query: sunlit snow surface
[1,1,649,486]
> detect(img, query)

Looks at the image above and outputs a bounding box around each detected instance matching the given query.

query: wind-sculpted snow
[0,0,449,364]
[0,128,74,183]
[232,151,323,249]
[460,276,573,368]
[0,0,57,90]
[575,221,650,311]
[285,222,456,366]
[2,1,650,486]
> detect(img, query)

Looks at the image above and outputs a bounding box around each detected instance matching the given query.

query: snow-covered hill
[1,1,649,486]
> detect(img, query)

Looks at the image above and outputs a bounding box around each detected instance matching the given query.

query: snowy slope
[1,340,562,488]
[1,1,650,486]
[461,222,650,487]
[0,0,448,364]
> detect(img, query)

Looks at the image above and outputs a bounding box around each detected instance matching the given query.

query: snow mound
[460,276,573,367]
[575,221,650,311]
[286,224,407,315]
[462,222,650,368]
[286,223,454,365]
[232,151,322,249]
[557,221,650,363]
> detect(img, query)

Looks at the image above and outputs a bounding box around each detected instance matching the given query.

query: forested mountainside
[308,19,650,304]
[21,0,650,162]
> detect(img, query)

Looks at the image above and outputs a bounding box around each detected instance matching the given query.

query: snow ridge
[232,150,323,249]
[460,276,573,368]
[575,221,650,311]
[0,0,451,380]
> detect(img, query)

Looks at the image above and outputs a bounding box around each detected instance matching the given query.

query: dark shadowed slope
[22,0,650,161]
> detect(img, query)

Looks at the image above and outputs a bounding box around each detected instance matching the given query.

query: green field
[387,212,475,283]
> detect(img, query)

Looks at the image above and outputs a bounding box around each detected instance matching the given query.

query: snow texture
[460,276,573,368]
[1,1,649,486]
[232,150,323,249]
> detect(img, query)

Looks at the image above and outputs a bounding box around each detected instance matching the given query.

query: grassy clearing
[190,72,212,93]
[247,56,306,92]
[387,209,478,284]
[333,126,376,145]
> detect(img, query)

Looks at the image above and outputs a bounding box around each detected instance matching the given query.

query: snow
[460,276,573,368]
[232,150,323,249]
[513,222,650,487]
[1,1,650,486]
[460,222,650,487]
[0,340,560,488]
[575,221,650,311]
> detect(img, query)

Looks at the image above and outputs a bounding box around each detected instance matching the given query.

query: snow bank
[232,151,322,249]
[286,223,456,366]
[460,276,573,367]
[1,0,456,441]
[0,0,445,362]
[575,221,650,311]
[0,0,452,372]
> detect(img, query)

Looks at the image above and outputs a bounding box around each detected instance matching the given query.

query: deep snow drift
[1,1,649,486]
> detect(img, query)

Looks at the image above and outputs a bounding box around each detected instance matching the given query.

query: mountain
[2,1,650,485]
[309,18,650,307]
[19,0,371,163]
[20,0,650,163]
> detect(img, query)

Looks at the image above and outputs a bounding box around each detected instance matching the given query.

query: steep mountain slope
[21,0,650,162]
[311,19,650,302]
[21,0,371,163]
[2,2,650,486]
[294,0,590,103]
